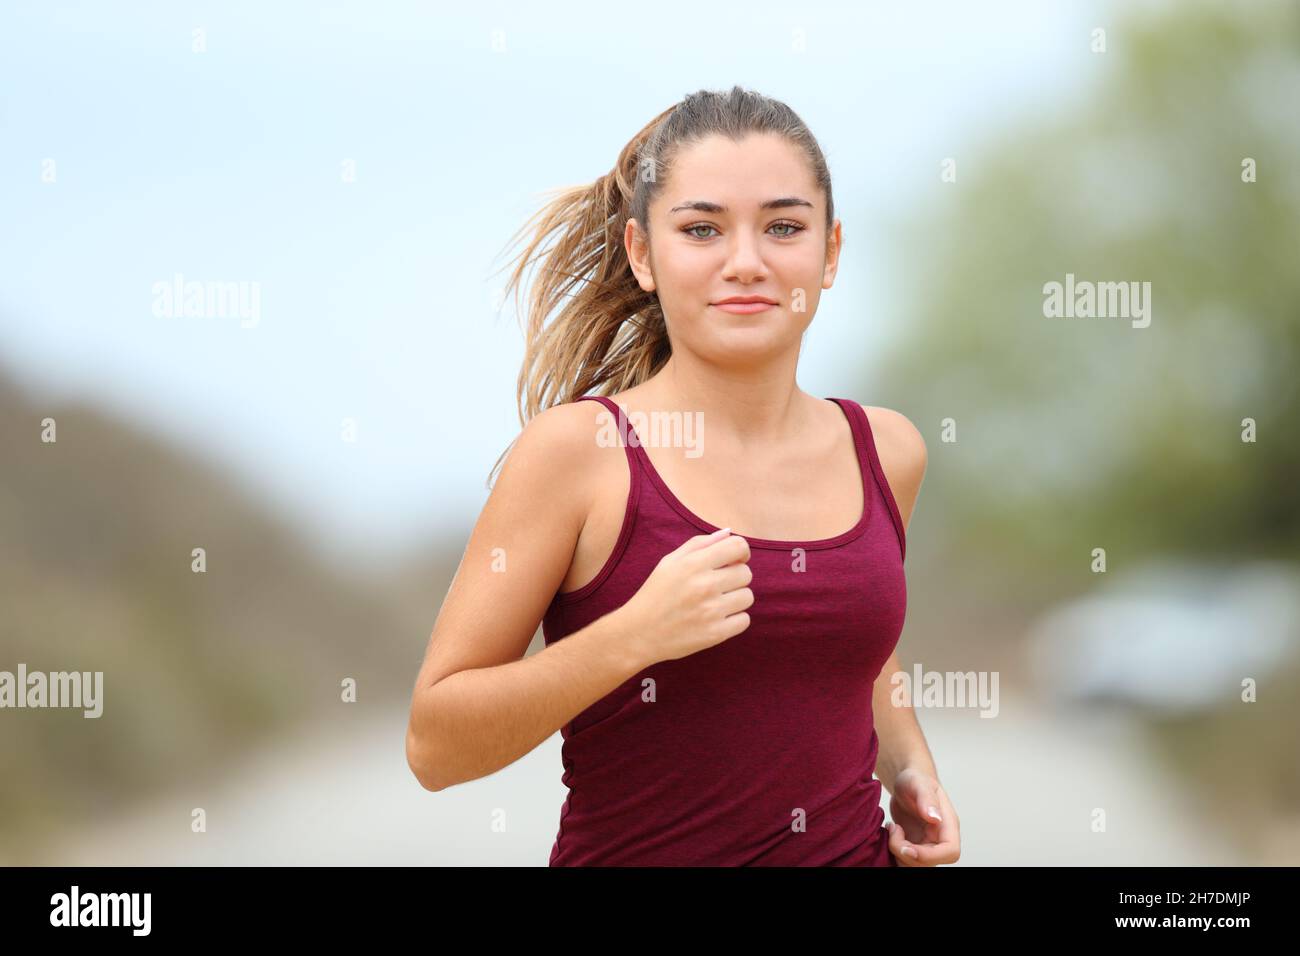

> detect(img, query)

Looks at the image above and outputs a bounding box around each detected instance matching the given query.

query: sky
[0,0,1100,569]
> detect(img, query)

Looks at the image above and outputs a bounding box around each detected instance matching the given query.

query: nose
[721,230,767,283]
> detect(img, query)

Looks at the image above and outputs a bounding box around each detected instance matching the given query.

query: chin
[706,328,793,358]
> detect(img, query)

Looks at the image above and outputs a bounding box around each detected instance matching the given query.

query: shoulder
[860,405,926,468]
[509,398,612,475]
[858,404,926,526]
[500,395,628,517]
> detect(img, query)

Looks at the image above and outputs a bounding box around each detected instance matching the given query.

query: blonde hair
[487,85,835,486]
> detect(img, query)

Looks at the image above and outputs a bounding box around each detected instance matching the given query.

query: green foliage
[882,4,1300,583]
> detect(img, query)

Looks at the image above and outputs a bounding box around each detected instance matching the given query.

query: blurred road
[33,698,1249,866]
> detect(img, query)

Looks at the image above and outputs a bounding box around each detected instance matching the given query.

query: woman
[406,86,960,867]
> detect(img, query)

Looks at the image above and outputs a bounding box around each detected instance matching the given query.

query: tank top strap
[573,394,646,488]
[828,397,907,563]
[575,394,636,450]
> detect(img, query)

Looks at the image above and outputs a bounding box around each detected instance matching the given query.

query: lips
[711,295,778,315]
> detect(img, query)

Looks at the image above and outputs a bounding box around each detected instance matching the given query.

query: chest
[638,438,866,543]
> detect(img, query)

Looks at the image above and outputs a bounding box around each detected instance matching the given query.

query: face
[625,132,842,366]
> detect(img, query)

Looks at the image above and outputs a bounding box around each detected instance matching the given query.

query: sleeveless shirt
[541,394,908,866]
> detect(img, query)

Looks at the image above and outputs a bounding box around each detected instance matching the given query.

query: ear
[625,218,656,293]
[822,218,843,289]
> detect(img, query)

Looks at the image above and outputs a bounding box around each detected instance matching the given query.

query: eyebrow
[668,197,815,214]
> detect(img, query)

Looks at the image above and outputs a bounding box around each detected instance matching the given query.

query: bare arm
[873,649,939,792]
[405,401,645,792]
[863,406,936,794]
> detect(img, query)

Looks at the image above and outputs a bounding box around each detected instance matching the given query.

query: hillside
[0,365,459,860]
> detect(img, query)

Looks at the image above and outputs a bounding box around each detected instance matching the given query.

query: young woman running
[406,86,960,867]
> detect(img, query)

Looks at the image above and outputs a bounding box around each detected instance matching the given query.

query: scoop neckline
[604,395,872,551]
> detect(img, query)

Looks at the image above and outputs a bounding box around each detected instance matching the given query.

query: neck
[641,353,812,446]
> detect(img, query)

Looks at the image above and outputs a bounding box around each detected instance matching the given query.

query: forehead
[655,133,819,213]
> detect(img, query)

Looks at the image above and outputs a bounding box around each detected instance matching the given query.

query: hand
[619,527,753,668]
[887,769,960,866]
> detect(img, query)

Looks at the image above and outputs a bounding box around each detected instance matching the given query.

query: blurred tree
[882,2,1300,582]
[873,2,1300,853]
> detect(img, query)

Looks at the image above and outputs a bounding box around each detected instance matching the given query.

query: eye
[681,221,807,241]
[770,220,806,238]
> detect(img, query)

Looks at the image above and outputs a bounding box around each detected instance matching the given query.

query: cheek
[792,284,821,317]
[781,250,827,287]
[663,247,717,285]
[653,253,713,305]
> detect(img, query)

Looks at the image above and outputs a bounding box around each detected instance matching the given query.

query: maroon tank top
[541,394,908,866]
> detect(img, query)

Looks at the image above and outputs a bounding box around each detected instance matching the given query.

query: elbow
[406,722,446,792]
[410,761,444,793]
